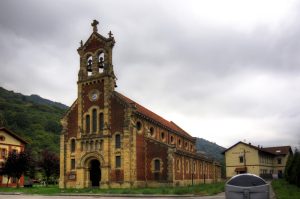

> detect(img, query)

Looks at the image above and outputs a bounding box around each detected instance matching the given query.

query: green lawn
[0,182,224,196]
[272,179,300,199]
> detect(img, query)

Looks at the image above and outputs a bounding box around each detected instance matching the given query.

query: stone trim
[150,157,164,173]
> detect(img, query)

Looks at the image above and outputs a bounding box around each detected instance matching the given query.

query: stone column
[100,166,110,188]
[167,148,175,184]
[59,133,66,188]
[92,54,99,75]
[76,167,85,188]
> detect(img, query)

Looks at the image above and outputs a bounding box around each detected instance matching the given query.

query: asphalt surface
[0,182,276,199]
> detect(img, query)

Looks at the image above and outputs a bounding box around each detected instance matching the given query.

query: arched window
[116,155,121,168]
[176,159,180,172]
[71,159,75,170]
[186,160,190,173]
[92,109,97,133]
[99,112,104,131]
[154,159,160,171]
[115,134,121,149]
[86,115,90,133]
[71,139,76,153]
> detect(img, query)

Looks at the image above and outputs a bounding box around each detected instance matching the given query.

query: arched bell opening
[98,51,105,73]
[86,55,93,76]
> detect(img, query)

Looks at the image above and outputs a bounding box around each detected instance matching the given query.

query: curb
[57,194,195,197]
[0,192,202,197]
[0,192,21,195]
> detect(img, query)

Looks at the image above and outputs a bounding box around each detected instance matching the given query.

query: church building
[59,20,221,188]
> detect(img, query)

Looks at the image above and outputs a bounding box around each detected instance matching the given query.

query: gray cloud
[1,0,300,148]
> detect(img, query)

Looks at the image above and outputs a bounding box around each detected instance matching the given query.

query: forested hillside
[196,138,226,162]
[0,87,68,156]
[0,86,226,164]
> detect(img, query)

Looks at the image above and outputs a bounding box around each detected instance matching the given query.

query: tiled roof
[0,127,28,144]
[222,141,259,154]
[223,141,292,156]
[262,146,292,155]
[114,92,194,139]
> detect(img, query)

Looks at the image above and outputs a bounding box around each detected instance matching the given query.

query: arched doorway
[89,159,101,187]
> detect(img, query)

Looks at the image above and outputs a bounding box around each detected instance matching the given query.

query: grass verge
[272,179,300,199]
[0,182,224,196]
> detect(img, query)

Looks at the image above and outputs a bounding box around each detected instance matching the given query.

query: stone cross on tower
[91,19,99,32]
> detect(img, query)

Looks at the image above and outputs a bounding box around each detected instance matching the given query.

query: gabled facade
[59,20,221,189]
[224,141,292,179]
[0,127,27,187]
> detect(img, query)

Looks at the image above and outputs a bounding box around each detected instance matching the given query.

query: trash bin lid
[227,173,267,187]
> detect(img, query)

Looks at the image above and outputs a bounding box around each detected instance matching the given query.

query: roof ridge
[263,146,290,149]
[114,91,193,139]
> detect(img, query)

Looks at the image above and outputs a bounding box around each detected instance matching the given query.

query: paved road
[0,193,225,199]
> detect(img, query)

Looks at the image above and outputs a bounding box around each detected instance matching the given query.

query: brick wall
[82,80,104,113]
[67,103,78,139]
[145,140,168,182]
[110,97,125,134]
[84,38,105,54]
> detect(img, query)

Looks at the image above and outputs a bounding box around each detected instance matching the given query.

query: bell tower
[76,20,117,138]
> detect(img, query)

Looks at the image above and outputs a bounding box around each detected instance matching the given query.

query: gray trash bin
[225,173,269,199]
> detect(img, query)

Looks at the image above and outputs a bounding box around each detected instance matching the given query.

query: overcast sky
[1,0,300,149]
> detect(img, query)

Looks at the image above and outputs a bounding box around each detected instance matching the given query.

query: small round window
[136,121,142,131]
[161,132,165,141]
[149,127,155,137]
[170,135,174,144]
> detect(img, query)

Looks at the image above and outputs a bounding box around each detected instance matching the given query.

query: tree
[24,148,37,180]
[0,112,7,126]
[285,148,300,187]
[44,120,61,134]
[39,150,59,186]
[285,152,293,182]
[291,150,300,187]
[15,151,30,187]
[2,151,30,187]
[2,152,17,187]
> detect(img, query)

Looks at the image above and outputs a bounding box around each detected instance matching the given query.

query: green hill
[196,138,226,177]
[196,138,226,162]
[0,86,226,165]
[0,87,68,156]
